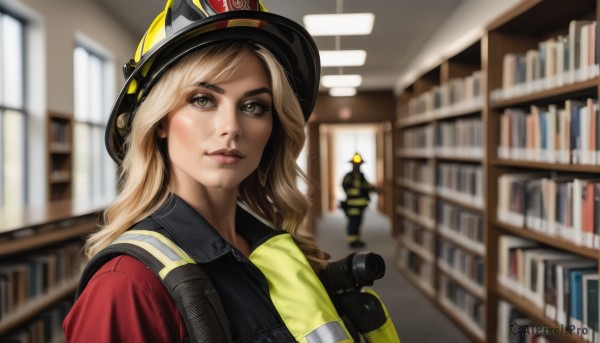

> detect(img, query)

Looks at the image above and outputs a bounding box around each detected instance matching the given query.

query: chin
[199,174,249,190]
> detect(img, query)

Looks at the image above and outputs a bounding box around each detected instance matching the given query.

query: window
[0,11,26,207]
[73,45,115,204]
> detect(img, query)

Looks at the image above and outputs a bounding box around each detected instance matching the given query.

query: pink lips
[207,149,245,165]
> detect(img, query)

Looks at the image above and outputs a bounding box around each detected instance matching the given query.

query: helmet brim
[105,11,320,164]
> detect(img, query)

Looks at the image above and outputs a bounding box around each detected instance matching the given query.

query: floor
[315,207,472,343]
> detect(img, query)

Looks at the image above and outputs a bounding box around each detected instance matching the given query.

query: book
[556,107,569,163]
[573,178,587,246]
[568,20,593,80]
[582,181,596,248]
[544,256,579,321]
[567,99,586,164]
[498,235,538,292]
[569,268,597,329]
[582,274,598,340]
[555,259,597,325]
[525,179,544,231]
[523,249,573,308]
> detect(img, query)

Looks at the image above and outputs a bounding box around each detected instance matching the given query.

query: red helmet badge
[207,0,259,12]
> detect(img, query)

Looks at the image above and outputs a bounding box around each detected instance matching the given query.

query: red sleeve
[63,255,187,343]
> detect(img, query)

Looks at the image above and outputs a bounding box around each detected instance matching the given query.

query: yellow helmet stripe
[191,0,209,16]
[135,1,170,62]
[258,0,268,12]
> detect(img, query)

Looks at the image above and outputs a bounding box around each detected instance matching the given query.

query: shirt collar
[149,194,281,262]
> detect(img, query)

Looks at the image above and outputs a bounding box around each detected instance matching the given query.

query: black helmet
[105,0,321,164]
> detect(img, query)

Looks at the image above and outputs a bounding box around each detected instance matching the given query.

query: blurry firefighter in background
[340,152,379,248]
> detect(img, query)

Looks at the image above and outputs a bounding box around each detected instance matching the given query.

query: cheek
[254,122,273,153]
[168,113,204,150]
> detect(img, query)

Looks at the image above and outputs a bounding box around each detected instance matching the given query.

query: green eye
[189,94,214,108]
[242,101,269,115]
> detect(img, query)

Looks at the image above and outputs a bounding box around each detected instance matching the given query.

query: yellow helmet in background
[350,153,364,165]
[105,0,321,164]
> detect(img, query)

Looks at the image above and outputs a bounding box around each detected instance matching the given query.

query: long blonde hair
[86,42,327,270]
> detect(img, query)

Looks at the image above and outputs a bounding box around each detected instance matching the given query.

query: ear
[156,120,167,138]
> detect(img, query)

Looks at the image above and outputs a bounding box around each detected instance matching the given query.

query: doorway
[319,123,384,214]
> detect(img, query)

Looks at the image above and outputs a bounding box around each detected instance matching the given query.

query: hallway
[315,208,471,343]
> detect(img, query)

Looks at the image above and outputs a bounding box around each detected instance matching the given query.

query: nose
[217,105,241,139]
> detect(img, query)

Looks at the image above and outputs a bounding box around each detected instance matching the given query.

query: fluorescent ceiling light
[329,87,357,97]
[303,13,375,36]
[320,50,367,67]
[321,74,362,88]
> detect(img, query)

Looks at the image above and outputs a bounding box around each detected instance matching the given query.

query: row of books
[401,160,434,185]
[49,120,70,145]
[497,235,598,342]
[439,274,485,330]
[437,163,484,207]
[401,124,434,151]
[498,98,600,165]
[498,174,600,248]
[402,219,434,255]
[497,300,577,343]
[436,117,483,158]
[0,241,82,321]
[397,246,434,293]
[405,70,483,118]
[3,299,72,343]
[438,201,484,249]
[492,19,599,100]
[439,239,485,288]
[400,190,435,220]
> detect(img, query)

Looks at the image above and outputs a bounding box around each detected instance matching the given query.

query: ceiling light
[329,87,357,97]
[303,13,375,36]
[321,74,362,88]
[320,50,367,67]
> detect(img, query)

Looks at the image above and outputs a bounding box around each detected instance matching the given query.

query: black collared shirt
[140,194,296,342]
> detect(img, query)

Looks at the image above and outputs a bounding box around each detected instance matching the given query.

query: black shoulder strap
[76,228,232,343]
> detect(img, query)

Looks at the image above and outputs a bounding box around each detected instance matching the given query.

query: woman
[64,1,399,342]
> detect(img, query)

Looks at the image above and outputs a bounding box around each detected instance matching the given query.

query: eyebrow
[197,82,272,97]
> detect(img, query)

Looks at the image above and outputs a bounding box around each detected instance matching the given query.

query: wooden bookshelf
[47,110,73,201]
[394,0,600,341]
[394,35,486,341]
[0,200,103,340]
[485,0,599,342]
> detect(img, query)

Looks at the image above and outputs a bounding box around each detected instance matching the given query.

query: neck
[172,182,252,256]
[174,184,238,240]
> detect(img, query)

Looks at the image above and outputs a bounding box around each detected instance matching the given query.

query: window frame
[72,42,115,204]
[0,9,28,207]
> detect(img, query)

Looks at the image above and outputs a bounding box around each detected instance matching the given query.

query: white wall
[394,0,522,94]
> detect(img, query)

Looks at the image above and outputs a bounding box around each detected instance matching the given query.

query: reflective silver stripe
[113,230,196,279]
[115,233,181,261]
[306,321,350,343]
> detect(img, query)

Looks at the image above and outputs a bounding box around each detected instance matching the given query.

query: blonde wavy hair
[86,42,327,271]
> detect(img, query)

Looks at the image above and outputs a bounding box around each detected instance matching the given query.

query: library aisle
[315,207,470,343]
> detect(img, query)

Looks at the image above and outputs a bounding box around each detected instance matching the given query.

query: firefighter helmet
[350,153,364,164]
[105,0,321,163]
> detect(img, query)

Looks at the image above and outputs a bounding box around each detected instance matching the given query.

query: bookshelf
[0,200,102,341]
[394,0,600,341]
[395,36,485,342]
[47,111,73,201]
